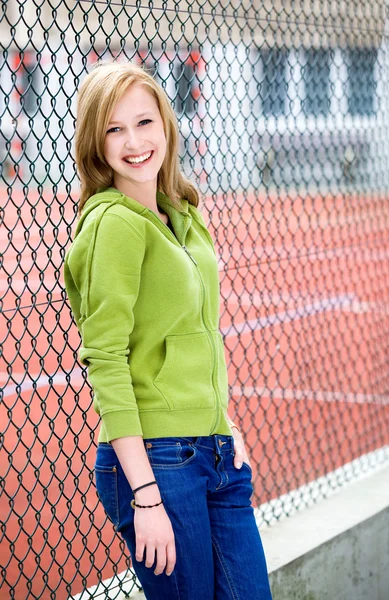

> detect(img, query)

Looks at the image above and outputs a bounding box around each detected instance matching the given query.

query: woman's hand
[231,426,252,470]
[133,491,176,577]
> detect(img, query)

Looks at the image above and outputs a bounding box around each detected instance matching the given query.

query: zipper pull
[182,245,198,265]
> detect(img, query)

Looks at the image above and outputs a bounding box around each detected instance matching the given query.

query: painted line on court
[2,368,85,398]
[3,369,388,406]
[217,244,389,270]
[221,294,362,335]
[230,385,389,405]
[1,294,379,399]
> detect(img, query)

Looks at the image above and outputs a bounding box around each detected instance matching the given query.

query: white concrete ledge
[260,464,389,599]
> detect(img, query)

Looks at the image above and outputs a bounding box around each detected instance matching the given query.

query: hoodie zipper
[147,208,220,431]
[193,256,219,433]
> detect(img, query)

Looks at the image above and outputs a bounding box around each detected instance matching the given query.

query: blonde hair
[74,59,200,216]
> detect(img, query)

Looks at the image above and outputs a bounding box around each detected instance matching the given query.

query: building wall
[1,0,387,190]
[3,0,385,49]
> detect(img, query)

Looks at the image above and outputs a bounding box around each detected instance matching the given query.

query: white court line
[220,294,362,335]
[2,292,385,402]
[3,369,388,406]
[217,244,389,270]
[2,368,85,398]
[230,385,389,406]
[224,290,377,313]
[1,293,381,400]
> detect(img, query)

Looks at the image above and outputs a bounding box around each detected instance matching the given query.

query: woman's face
[103,83,167,196]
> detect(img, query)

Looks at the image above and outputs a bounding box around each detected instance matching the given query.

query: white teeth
[125,151,152,164]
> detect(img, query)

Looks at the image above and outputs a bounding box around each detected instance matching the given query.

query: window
[346,48,377,116]
[261,48,288,116]
[302,48,331,116]
[175,62,196,116]
[20,53,39,116]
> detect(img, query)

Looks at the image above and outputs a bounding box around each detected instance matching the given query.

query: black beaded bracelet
[132,480,158,494]
[131,498,164,509]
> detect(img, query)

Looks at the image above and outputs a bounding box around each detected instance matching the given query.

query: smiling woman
[64,59,273,600]
[73,60,201,219]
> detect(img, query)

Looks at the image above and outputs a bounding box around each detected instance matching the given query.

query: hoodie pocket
[153,332,216,410]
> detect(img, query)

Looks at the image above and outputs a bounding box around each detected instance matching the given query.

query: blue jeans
[94,434,273,600]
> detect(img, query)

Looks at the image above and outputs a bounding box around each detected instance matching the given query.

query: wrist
[131,496,164,509]
[134,484,161,502]
[227,418,241,433]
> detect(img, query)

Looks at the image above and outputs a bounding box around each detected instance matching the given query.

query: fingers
[136,541,146,563]
[153,545,166,576]
[136,541,176,577]
[165,540,176,576]
[153,541,176,576]
[145,544,156,569]
[233,441,250,470]
[233,445,245,468]
[235,457,252,470]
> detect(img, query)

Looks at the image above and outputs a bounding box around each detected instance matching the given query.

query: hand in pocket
[231,430,252,470]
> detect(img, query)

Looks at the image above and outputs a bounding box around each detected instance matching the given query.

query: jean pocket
[94,463,120,528]
[153,332,216,410]
[241,461,253,475]
[144,439,197,469]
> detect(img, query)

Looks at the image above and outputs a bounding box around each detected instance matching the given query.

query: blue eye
[106,120,151,134]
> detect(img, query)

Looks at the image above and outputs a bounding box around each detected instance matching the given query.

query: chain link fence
[1,1,389,598]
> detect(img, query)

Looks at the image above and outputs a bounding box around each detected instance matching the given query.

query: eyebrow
[108,112,153,125]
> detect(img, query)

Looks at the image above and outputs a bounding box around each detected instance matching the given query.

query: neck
[112,177,159,213]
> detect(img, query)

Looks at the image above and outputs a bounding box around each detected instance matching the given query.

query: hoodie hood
[74,186,190,239]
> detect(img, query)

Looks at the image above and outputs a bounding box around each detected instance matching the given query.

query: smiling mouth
[123,150,154,165]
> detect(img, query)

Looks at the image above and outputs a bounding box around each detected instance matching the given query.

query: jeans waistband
[181,435,234,453]
[98,434,234,453]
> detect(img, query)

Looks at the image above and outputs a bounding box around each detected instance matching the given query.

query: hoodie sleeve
[77,212,145,441]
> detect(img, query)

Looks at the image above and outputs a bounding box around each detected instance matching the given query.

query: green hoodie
[63,187,232,443]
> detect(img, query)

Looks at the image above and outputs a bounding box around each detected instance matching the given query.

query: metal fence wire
[1,0,389,598]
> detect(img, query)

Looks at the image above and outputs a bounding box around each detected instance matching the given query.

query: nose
[123,128,142,151]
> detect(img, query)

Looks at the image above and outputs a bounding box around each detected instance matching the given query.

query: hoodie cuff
[101,410,144,441]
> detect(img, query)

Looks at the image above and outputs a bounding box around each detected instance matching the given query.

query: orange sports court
[1,186,389,598]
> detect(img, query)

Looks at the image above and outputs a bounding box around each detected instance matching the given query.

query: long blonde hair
[74,60,200,216]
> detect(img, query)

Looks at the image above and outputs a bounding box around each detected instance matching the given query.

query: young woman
[64,60,272,599]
